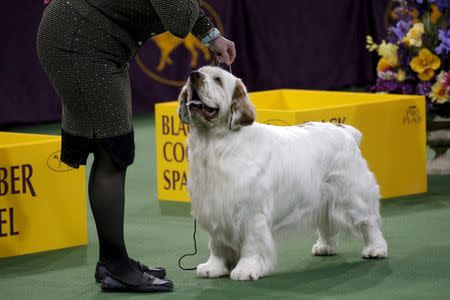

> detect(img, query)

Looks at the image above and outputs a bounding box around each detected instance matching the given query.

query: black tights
[88,142,141,284]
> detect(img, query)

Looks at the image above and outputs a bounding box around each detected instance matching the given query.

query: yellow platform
[0,132,87,258]
[155,89,427,202]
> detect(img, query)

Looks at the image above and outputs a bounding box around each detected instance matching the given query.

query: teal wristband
[201,27,221,48]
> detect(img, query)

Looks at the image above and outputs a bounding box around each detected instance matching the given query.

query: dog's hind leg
[230,215,276,281]
[312,224,339,256]
[360,220,388,259]
[346,195,388,259]
[334,159,387,259]
[197,237,230,278]
[311,187,339,256]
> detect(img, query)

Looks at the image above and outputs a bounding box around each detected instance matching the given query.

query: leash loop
[178,219,198,271]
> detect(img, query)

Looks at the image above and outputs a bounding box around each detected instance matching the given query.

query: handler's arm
[149,0,215,39]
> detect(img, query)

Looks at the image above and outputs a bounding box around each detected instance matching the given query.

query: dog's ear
[228,79,256,131]
[178,85,190,124]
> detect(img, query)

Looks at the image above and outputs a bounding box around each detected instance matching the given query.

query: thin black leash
[218,62,232,74]
[212,53,233,74]
[178,219,198,270]
[178,61,232,271]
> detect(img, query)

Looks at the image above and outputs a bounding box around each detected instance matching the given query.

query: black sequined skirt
[61,129,135,169]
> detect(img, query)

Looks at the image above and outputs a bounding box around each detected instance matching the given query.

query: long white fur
[179,66,388,281]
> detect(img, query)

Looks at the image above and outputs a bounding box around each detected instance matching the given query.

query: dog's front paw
[230,259,263,281]
[312,242,337,256]
[196,261,229,278]
[362,244,388,259]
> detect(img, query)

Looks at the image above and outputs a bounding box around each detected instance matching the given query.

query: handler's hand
[210,36,236,65]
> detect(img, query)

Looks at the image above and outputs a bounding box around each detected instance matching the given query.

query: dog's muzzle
[187,88,219,120]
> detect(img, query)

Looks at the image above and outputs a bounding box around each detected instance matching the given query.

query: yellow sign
[0,132,87,258]
[155,90,427,202]
[155,107,190,202]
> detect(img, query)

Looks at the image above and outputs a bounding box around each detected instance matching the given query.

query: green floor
[1,115,450,300]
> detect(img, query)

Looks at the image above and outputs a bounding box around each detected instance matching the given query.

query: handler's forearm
[150,0,216,39]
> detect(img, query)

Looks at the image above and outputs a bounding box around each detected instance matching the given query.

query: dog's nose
[190,71,202,80]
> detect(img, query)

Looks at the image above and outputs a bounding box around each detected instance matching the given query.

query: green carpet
[1,115,449,300]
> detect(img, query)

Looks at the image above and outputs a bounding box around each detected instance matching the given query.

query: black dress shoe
[101,271,174,293]
[95,260,166,283]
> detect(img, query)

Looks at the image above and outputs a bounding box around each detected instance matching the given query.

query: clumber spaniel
[177,66,388,281]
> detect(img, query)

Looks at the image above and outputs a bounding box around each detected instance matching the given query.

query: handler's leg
[88,142,141,284]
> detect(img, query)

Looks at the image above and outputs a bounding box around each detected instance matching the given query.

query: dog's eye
[214,77,222,85]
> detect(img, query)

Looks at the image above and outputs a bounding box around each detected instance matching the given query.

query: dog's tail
[340,124,362,146]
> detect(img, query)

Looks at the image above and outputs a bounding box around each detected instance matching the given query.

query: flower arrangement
[367,0,450,117]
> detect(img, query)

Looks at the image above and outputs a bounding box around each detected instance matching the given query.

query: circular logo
[47,151,74,172]
[135,2,224,87]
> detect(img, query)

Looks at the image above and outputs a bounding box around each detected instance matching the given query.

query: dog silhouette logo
[403,106,422,124]
[135,2,224,87]
[152,33,211,72]
[47,151,74,172]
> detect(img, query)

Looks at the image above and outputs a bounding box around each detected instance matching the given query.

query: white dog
[178,66,388,281]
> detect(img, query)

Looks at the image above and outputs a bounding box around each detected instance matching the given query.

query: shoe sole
[101,287,173,293]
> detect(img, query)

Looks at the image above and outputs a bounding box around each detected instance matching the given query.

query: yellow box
[0,132,87,258]
[155,90,427,202]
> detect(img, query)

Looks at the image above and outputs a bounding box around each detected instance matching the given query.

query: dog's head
[178,66,256,131]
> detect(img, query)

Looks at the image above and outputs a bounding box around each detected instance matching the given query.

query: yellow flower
[431,4,442,24]
[403,23,424,47]
[397,69,406,82]
[366,38,398,67]
[366,35,378,52]
[377,58,391,72]
[430,75,448,104]
[410,49,441,81]
[378,41,398,67]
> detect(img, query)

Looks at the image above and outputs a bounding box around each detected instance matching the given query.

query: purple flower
[436,0,450,10]
[375,79,399,93]
[416,81,433,95]
[372,79,416,95]
[390,20,411,42]
[436,29,450,55]
[399,82,415,94]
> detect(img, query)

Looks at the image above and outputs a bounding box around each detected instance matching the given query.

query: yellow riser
[0,132,87,258]
[155,89,427,202]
